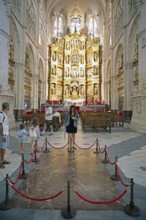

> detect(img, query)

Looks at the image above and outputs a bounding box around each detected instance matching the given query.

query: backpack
[0,112,5,122]
[0,112,5,135]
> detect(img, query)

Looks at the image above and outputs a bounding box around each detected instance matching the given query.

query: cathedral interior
[0,2,146,220]
[0,0,146,132]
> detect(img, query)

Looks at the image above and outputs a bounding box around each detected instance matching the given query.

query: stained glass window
[88,14,98,37]
[53,14,63,38]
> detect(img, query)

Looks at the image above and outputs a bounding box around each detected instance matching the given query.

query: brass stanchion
[111,156,119,181]
[124,178,141,216]
[43,137,50,153]
[0,174,13,210]
[102,145,109,163]
[61,181,76,218]
[19,153,28,179]
[32,141,39,163]
[94,138,99,153]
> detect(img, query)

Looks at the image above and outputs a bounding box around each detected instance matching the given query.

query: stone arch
[8,16,20,108]
[24,43,35,109]
[9,15,20,60]
[115,44,123,73]
[25,44,35,73]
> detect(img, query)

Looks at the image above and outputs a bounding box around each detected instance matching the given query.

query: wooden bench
[22,114,32,124]
[22,112,62,131]
[81,113,112,133]
[111,114,124,127]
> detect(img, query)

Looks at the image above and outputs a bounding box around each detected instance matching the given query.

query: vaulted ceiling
[46,0,106,21]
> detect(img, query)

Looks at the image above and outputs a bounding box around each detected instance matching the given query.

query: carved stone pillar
[0,0,15,126]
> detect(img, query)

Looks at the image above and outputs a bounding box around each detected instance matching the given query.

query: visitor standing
[0,102,10,168]
[64,105,79,152]
[17,123,28,154]
[29,118,40,155]
[42,103,53,135]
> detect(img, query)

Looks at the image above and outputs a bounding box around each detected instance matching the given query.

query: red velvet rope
[73,188,127,204]
[106,151,115,165]
[48,142,68,149]
[73,140,96,150]
[24,151,35,164]
[36,142,45,153]
[98,143,105,153]
[9,183,63,201]
[116,164,129,187]
[10,163,22,185]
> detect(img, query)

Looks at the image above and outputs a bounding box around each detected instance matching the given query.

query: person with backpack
[0,102,10,169]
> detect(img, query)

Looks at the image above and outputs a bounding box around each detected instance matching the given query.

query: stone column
[0,0,15,126]
[131,1,146,132]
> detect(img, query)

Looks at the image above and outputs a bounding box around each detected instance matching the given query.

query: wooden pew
[81,112,112,133]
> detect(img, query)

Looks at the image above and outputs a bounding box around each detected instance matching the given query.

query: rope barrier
[98,143,105,153]
[24,151,35,164]
[0,174,13,210]
[19,153,28,179]
[73,140,96,150]
[124,178,141,216]
[10,163,22,184]
[106,151,116,165]
[73,186,128,205]
[36,142,45,153]
[93,138,99,153]
[43,137,50,153]
[61,181,77,218]
[102,145,109,163]
[32,143,39,163]
[116,164,129,187]
[111,156,119,181]
[48,141,68,149]
[8,180,64,201]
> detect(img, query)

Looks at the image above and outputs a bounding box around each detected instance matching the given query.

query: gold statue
[72,86,78,100]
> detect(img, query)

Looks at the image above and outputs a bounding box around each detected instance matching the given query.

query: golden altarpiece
[48,32,102,105]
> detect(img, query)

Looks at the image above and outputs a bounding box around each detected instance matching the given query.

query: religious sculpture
[71,86,78,100]
[94,84,98,95]
[48,32,102,103]
[51,83,56,94]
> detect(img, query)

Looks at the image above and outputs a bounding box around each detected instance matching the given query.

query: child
[17,123,28,154]
[29,118,40,155]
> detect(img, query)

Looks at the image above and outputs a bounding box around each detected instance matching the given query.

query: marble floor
[0,120,146,220]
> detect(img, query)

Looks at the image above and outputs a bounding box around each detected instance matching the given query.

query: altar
[48,32,102,104]
[63,98,85,106]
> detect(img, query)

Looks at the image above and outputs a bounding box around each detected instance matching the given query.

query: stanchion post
[102,145,109,163]
[94,138,99,153]
[43,137,50,153]
[32,142,39,163]
[124,178,141,216]
[111,156,119,181]
[0,174,13,210]
[19,153,28,179]
[61,181,76,218]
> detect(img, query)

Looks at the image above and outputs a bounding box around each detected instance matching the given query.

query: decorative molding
[138,30,146,49]
[3,0,12,17]
[141,37,146,48]
[135,0,144,15]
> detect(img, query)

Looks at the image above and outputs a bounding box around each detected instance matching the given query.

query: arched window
[53,17,58,37]
[53,14,63,39]
[88,14,98,37]
[70,8,81,34]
